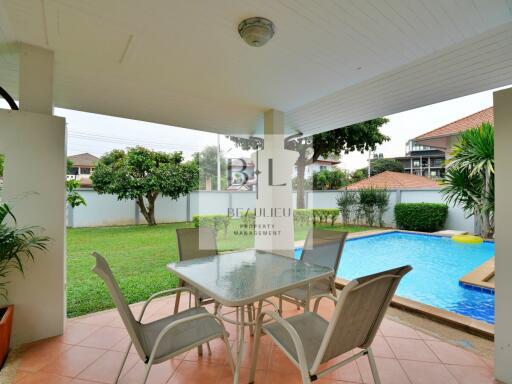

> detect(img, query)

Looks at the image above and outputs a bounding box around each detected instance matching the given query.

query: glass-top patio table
[167,249,333,384]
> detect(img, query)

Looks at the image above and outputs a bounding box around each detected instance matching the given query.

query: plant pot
[0,305,13,368]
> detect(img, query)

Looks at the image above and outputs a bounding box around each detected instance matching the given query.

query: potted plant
[0,202,49,367]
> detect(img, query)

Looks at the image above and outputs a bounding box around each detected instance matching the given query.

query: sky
[1,85,506,171]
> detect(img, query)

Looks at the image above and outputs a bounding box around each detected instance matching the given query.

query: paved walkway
[11,294,496,384]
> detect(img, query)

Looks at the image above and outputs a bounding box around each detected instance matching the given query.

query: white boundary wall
[69,188,475,233]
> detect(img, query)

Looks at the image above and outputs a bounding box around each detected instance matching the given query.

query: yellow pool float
[452,235,483,244]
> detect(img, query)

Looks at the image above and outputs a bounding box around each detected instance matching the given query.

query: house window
[80,167,91,175]
[413,160,420,167]
[319,165,327,170]
[70,167,79,176]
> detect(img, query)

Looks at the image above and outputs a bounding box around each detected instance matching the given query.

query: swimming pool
[295,231,495,324]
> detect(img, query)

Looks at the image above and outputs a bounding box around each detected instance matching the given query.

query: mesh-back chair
[251,265,412,384]
[174,228,218,314]
[279,229,348,312]
[91,252,233,384]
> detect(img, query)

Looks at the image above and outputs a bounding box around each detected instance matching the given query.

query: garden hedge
[394,203,448,232]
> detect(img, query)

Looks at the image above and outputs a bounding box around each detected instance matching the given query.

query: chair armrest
[138,287,195,322]
[313,294,338,313]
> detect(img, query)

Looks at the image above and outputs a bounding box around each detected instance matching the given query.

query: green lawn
[67,221,370,317]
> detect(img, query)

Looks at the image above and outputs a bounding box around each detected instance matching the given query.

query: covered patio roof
[1,1,512,136]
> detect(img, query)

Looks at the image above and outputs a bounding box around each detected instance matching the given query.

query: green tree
[352,158,403,181]
[91,147,198,225]
[229,118,389,208]
[66,179,87,208]
[191,146,226,190]
[67,159,74,174]
[441,122,494,238]
[350,169,367,183]
[312,169,350,190]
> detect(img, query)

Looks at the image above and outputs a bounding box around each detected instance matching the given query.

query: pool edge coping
[295,228,495,340]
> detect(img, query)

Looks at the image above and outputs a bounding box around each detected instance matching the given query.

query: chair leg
[278,296,283,315]
[223,332,235,373]
[249,316,263,383]
[367,348,381,384]
[114,341,132,383]
[142,361,153,384]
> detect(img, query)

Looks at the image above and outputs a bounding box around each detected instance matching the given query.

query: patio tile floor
[12,294,496,384]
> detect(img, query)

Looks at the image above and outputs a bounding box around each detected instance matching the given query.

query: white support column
[0,43,66,345]
[19,43,54,115]
[494,87,512,383]
[253,110,298,256]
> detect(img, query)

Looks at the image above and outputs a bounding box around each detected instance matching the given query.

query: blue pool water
[295,232,495,324]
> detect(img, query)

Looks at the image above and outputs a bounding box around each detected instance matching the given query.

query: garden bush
[394,203,448,232]
[337,188,389,227]
[311,208,339,225]
[192,214,231,237]
[294,209,312,227]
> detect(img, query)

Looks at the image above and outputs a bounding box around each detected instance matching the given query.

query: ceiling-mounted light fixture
[238,17,275,47]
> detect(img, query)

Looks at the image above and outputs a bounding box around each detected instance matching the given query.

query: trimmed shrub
[192,214,231,237]
[294,209,312,227]
[394,203,448,232]
[311,208,339,225]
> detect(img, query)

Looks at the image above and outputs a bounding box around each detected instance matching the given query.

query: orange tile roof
[344,171,440,190]
[414,107,493,141]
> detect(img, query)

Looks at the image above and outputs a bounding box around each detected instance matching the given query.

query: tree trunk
[136,194,158,226]
[480,168,493,238]
[296,161,306,209]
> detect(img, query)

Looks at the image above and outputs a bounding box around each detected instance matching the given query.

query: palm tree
[441,122,494,238]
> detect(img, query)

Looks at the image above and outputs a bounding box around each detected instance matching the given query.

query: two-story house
[67,152,99,187]
[394,107,493,179]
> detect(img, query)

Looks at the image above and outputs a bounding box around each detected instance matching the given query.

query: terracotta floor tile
[167,361,222,383]
[215,366,267,384]
[120,358,182,384]
[399,360,457,384]
[445,364,495,384]
[58,323,101,345]
[11,305,495,384]
[40,345,106,377]
[370,336,395,359]
[74,310,123,327]
[76,350,139,383]
[18,338,72,372]
[183,339,233,366]
[238,340,272,369]
[16,371,73,384]
[425,340,487,367]
[78,326,127,349]
[380,320,421,339]
[268,344,298,372]
[110,336,138,354]
[386,337,439,363]
[357,357,410,384]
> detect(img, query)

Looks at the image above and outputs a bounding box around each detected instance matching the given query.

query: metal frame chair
[251,265,412,384]
[91,252,234,384]
[174,227,218,314]
[279,229,348,312]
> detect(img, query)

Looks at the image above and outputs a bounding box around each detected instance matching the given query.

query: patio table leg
[247,304,254,336]
[304,283,311,312]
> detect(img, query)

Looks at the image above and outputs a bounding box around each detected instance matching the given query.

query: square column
[494,87,512,383]
[0,43,66,345]
[253,110,298,255]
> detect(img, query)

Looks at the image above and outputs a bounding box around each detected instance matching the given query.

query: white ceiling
[1,0,512,136]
